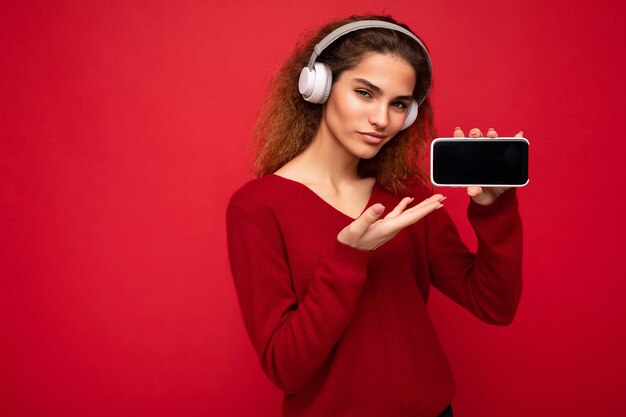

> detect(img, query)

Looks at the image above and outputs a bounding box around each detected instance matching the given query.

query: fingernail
[372,205,385,215]
[518,131,524,136]
[488,128,494,132]
[454,127,461,131]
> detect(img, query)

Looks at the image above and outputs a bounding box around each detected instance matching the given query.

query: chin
[349,135,394,160]
[353,146,383,160]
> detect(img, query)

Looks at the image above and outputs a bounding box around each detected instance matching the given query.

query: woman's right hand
[337,194,446,251]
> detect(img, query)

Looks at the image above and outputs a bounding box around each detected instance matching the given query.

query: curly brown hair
[253,15,437,194]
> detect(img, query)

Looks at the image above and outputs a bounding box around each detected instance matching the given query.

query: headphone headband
[305,20,433,106]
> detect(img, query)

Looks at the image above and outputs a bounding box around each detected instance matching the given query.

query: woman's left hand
[453,127,524,206]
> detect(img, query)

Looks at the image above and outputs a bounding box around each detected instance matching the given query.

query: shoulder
[226,176,289,252]
[229,175,282,209]
[227,174,301,228]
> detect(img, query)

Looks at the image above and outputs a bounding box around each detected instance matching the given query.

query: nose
[368,102,390,129]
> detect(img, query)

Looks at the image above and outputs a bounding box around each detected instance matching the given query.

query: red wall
[2,1,625,416]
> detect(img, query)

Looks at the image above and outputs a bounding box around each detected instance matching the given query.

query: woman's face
[321,52,416,160]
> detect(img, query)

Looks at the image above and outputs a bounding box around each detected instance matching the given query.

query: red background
[2,1,625,416]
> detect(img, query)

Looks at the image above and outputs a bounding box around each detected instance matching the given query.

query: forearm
[258,241,370,393]
[467,188,523,324]
[428,188,523,325]
[227,206,371,393]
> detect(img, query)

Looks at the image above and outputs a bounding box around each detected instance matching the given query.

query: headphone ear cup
[318,63,332,103]
[298,66,315,99]
[299,63,332,103]
[400,99,419,130]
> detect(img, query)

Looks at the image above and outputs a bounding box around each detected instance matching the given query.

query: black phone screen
[431,139,529,186]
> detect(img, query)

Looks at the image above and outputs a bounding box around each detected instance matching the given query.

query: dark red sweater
[226,174,522,417]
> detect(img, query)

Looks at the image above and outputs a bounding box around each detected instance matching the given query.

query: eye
[392,101,409,111]
[355,89,372,98]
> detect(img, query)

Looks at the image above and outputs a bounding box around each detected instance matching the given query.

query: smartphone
[430,138,529,187]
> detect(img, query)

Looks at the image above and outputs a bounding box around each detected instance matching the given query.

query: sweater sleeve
[226,204,371,394]
[425,188,523,325]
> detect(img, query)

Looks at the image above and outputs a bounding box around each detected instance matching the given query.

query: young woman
[226,15,523,417]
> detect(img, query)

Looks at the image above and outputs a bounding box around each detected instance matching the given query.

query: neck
[290,121,362,187]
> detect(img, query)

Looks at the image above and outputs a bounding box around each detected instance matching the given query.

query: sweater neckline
[267,173,378,221]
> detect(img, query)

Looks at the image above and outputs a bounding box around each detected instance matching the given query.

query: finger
[514,130,524,138]
[467,186,482,196]
[453,127,464,137]
[486,128,498,138]
[468,128,483,138]
[349,203,385,236]
[387,200,444,230]
[385,197,414,219]
[403,194,446,215]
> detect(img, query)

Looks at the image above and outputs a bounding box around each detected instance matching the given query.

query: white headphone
[298,20,433,131]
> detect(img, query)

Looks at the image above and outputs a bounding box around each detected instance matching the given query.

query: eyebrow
[353,78,413,101]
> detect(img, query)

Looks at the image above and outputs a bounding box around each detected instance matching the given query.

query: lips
[358,131,386,144]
